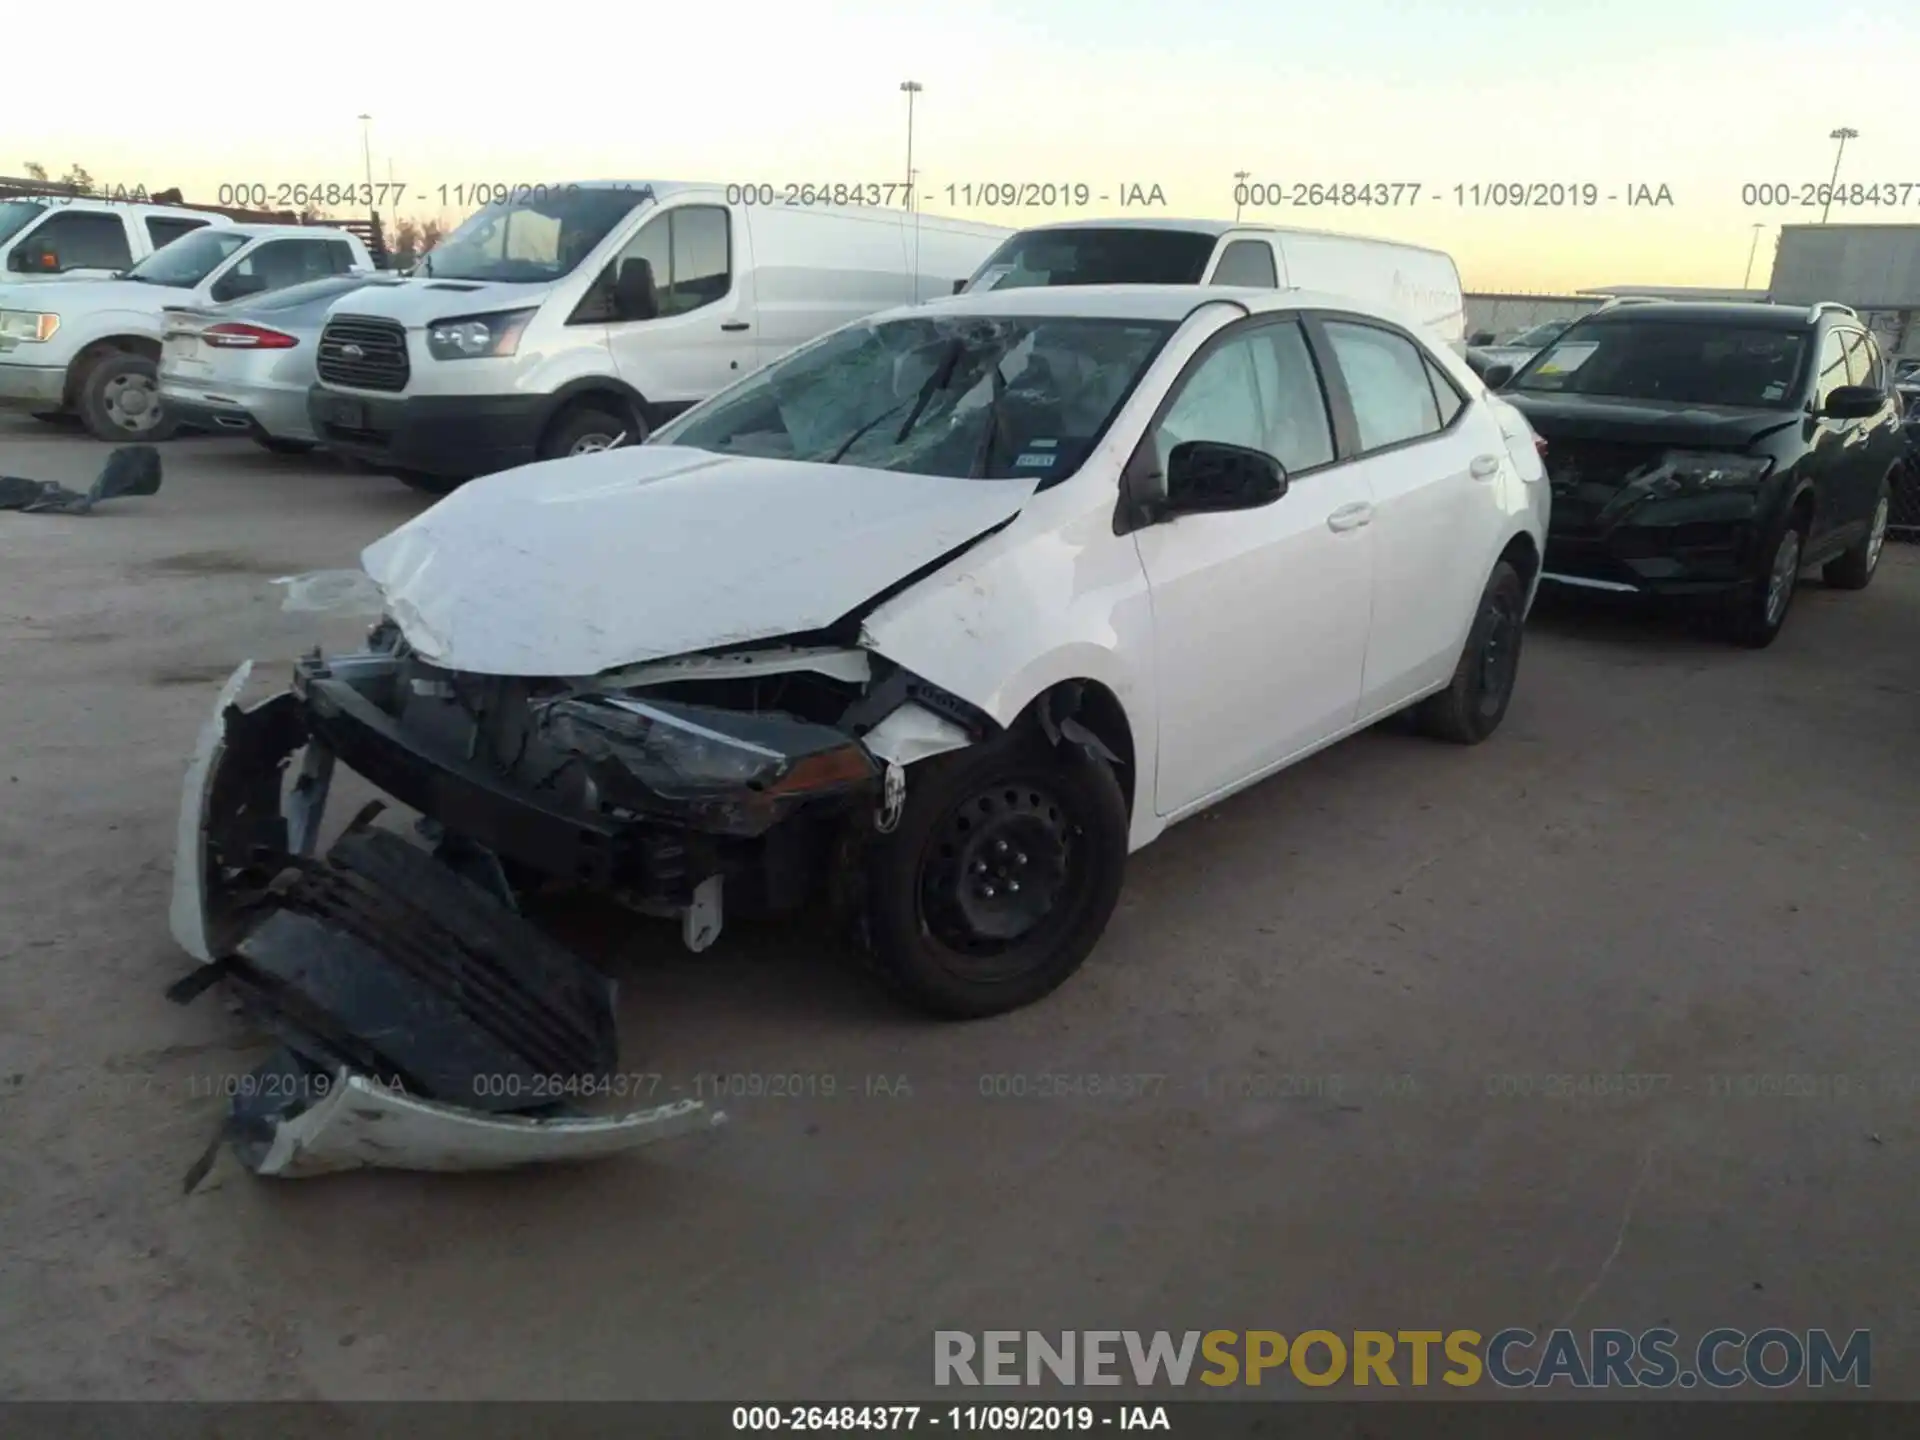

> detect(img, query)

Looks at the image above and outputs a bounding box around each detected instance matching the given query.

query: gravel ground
[1,417,1916,1401]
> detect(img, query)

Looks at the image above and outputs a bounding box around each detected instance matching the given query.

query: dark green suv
[1495,301,1908,647]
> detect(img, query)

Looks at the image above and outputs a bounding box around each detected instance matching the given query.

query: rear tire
[1416,560,1526,745]
[76,353,178,442]
[861,728,1128,1019]
[538,405,641,461]
[1821,476,1891,591]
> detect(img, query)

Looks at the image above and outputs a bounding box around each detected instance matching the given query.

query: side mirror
[952,278,968,295]
[11,245,59,273]
[1482,362,1516,390]
[1820,384,1882,420]
[615,257,660,321]
[1161,440,1286,516]
[1469,330,1497,347]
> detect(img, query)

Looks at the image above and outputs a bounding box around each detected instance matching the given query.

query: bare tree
[23,161,47,182]
[59,164,95,194]
[420,219,445,254]
[388,216,421,270]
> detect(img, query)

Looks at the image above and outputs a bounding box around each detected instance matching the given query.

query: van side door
[1305,311,1497,715]
[602,203,754,411]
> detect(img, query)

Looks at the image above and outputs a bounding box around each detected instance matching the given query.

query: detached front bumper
[169,658,728,1183]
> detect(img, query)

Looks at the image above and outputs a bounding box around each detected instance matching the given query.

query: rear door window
[1210,240,1278,288]
[146,217,210,249]
[1323,319,1444,452]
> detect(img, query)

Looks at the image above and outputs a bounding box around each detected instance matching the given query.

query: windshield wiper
[968,362,1010,479]
[893,336,966,443]
[820,337,967,464]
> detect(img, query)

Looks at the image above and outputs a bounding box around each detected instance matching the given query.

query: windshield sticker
[1762,382,1786,401]
[1028,438,1058,449]
[1014,452,1057,469]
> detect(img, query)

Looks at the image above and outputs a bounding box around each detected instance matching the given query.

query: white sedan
[170,284,1547,1176]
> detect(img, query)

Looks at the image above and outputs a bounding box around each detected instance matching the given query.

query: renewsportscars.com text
[934,1328,1870,1389]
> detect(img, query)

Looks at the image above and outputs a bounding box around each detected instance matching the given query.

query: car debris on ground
[0,445,162,514]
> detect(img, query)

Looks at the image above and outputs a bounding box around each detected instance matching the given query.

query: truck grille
[316,315,409,392]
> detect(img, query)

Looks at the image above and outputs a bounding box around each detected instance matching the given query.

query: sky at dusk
[12,0,1918,293]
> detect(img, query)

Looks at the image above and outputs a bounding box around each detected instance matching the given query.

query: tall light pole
[357,114,374,205]
[1743,223,1765,288]
[899,81,923,212]
[1821,127,1857,224]
[1233,169,1251,222]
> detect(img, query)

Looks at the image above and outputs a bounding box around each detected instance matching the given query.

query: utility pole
[1234,169,1251,222]
[1743,223,1765,288]
[1821,127,1857,224]
[358,114,374,209]
[899,81,923,213]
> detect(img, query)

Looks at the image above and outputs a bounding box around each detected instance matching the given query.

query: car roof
[1006,216,1455,260]
[223,223,363,241]
[1579,301,1832,329]
[900,283,1425,328]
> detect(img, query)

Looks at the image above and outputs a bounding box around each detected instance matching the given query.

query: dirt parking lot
[2,417,1918,1401]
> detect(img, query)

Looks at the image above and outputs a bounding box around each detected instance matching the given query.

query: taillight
[202,323,298,349]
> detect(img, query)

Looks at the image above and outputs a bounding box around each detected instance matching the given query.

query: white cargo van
[307,181,1011,489]
[0,196,233,282]
[962,218,1466,353]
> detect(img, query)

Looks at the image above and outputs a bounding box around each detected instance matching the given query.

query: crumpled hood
[360,446,1040,676]
[1504,392,1798,448]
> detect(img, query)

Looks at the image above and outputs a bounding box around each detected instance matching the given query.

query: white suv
[0,223,373,439]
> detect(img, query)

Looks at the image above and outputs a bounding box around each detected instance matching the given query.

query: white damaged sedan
[171,284,1548,1178]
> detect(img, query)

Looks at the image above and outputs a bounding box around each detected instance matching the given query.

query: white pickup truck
[0,195,233,282]
[0,222,374,439]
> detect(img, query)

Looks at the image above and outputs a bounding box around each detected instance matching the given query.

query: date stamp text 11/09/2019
[1232,181,1676,209]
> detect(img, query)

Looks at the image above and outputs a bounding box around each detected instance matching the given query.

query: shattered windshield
[1513,321,1809,409]
[652,314,1176,481]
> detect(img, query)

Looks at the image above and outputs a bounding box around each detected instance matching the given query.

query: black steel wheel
[1416,559,1527,744]
[862,728,1128,1018]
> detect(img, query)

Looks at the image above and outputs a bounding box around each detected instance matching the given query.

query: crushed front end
[169,620,986,1182]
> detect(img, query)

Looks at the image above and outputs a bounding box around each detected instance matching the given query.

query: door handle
[1326,501,1373,532]
[1470,453,1502,479]
[720,321,750,332]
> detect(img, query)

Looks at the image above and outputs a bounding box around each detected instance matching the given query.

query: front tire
[76,353,177,442]
[861,728,1128,1019]
[1724,511,1806,648]
[1822,476,1891,591]
[1416,559,1526,745]
[538,405,642,461]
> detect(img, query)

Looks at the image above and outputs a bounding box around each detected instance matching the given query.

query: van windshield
[967,228,1216,292]
[423,186,651,283]
[0,200,46,247]
[653,313,1177,481]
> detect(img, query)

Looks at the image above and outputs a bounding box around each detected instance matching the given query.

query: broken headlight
[537,694,879,836]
